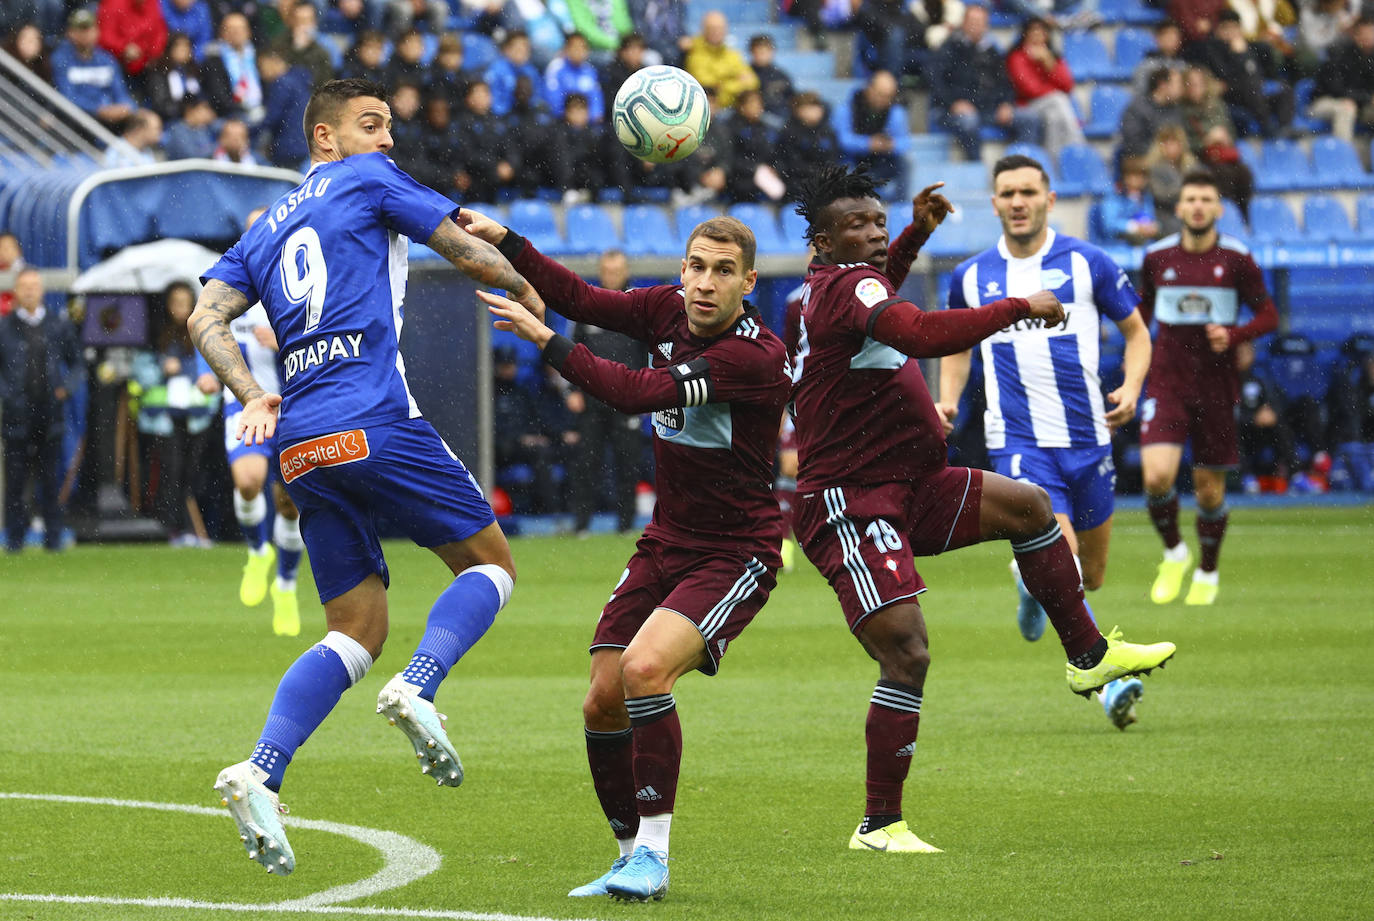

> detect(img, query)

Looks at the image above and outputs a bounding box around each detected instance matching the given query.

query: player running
[789,165,1177,853]
[937,155,1154,730]
[191,78,546,875]
[473,212,790,902]
[225,207,305,637]
[1139,169,1277,606]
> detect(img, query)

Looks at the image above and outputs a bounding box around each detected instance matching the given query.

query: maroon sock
[1147,489,1182,549]
[1013,521,1102,659]
[1197,504,1229,572]
[585,727,638,842]
[626,694,681,815]
[864,681,922,818]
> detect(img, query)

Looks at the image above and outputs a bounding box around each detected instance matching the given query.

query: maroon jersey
[502,232,791,562]
[1139,233,1278,404]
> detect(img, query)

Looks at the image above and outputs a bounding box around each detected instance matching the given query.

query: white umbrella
[71,239,224,294]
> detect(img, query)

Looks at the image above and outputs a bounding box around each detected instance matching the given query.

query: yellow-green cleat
[239,545,276,607]
[1150,545,1192,604]
[271,581,301,637]
[1184,569,1219,605]
[848,820,943,853]
[1066,627,1176,697]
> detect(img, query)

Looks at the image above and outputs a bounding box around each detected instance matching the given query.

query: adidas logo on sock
[636,785,662,802]
[895,743,915,758]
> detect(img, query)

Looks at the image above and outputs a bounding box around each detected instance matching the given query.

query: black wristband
[496,228,526,261]
[542,334,576,370]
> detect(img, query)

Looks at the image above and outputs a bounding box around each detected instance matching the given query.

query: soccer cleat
[605,845,669,901]
[1099,677,1143,730]
[1066,626,1176,697]
[567,855,630,897]
[239,545,276,607]
[377,674,464,787]
[271,582,301,637]
[213,761,295,875]
[1185,569,1219,606]
[1150,544,1192,604]
[1010,560,1046,642]
[848,820,943,853]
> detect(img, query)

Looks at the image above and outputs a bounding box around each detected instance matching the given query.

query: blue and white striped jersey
[947,229,1139,450]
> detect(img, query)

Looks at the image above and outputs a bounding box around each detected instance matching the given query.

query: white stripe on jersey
[824,487,883,614]
[389,230,422,419]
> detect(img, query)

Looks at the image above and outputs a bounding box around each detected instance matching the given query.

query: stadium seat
[727,203,791,255]
[674,204,720,245]
[1056,144,1112,197]
[507,199,563,251]
[1063,32,1112,82]
[1312,137,1374,190]
[1084,85,1130,140]
[1247,197,1302,244]
[1004,143,1059,182]
[560,204,621,255]
[1112,29,1156,78]
[1217,201,1250,241]
[1254,139,1317,192]
[1099,0,1166,24]
[461,33,498,72]
[781,206,809,248]
[622,204,680,256]
[1292,78,1331,134]
[916,161,990,194]
[1304,196,1360,243]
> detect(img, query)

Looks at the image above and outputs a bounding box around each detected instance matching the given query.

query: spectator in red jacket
[1006,18,1084,154]
[99,0,168,81]
[1168,0,1229,45]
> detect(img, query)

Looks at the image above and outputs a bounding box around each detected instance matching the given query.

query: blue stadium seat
[1217,201,1250,241]
[674,204,720,245]
[1254,140,1317,192]
[915,161,990,194]
[1304,196,1360,242]
[1292,78,1331,134]
[1312,137,1374,190]
[560,204,621,255]
[1099,0,1166,24]
[1056,144,1112,197]
[461,33,498,72]
[1004,143,1059,181]
[507,199,563,251]
[1247,197,1301,244]
[781,206,809,248]
[727,203,791,255]
[1112,29,1156,77]
[622,204,680,256]
[1063,32,1112,82]
[1084,85,1131,140]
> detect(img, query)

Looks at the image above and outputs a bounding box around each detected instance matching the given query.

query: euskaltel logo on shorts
[280,429,370,483]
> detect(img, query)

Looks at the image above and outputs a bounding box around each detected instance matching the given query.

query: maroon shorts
[792,468,985,634]
[591,534,777,675]
[1139,388,1239,468]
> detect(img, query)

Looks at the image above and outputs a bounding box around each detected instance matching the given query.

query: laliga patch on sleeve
[854,277,888,308]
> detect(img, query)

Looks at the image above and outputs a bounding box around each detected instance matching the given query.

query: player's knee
[881,637,931,686]
[582,685,628,730]
[1083,570,1105,592]
[1005,482,1053,534]
[618,648,674,696]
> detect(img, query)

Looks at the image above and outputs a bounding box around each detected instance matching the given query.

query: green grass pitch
[2,506,1371,921]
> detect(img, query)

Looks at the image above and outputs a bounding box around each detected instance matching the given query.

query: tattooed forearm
[428,218,533,297]
[189,279,265,404]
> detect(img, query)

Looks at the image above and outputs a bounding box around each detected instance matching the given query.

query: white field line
[0,894,603,921]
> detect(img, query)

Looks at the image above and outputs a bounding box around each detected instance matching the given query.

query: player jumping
[1139,169,1278,606]
[191,78,546,875]
[789,165,1177,853]
[937,155,1154,729]
[473,212,790,902]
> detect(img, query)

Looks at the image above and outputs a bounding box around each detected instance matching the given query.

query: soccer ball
[612,66,711,164]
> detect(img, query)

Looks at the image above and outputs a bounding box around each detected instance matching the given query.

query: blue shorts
[280,418,496,603]
[989,445,1116,532]
[224,398,276,465]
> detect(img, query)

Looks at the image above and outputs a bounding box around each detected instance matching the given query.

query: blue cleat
[1100,678,1144,730]
[1011,561,1047,641]
[568,855,629,897]
[605,845,669,901]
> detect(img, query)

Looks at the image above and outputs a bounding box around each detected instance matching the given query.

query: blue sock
[235,492,269,552]
[252,643,352,791]
[242,519,269,552]
[403,567,506,701]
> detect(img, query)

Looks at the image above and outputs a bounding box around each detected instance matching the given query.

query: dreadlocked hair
[792,164,880,245]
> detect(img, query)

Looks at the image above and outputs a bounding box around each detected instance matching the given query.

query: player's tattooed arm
[189,280,262,404]
[428,218,548,320]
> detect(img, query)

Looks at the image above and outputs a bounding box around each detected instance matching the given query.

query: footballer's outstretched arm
[867,291,1064,359]
[427,217,547,319]
[190,280,279,445]
[884,183,953,290]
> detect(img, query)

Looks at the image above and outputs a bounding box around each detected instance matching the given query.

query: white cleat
[213,761,295,875]
[377,674,464,788]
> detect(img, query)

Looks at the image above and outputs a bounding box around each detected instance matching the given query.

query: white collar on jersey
[997,227,1057,263]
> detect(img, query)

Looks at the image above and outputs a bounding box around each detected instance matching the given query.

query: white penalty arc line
[0,894,604,921]
[0,791,439,910]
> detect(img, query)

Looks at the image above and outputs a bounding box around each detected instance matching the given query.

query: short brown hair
[303,78,388,155]
[685,216,756,271]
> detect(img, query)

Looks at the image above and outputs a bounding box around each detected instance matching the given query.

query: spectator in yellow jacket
[684,11,759,107]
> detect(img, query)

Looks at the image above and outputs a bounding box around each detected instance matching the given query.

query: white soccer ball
[612,65,711,164]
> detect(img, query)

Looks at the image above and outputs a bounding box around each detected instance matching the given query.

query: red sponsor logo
[280,429,370,483]
[662,130,690,160]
